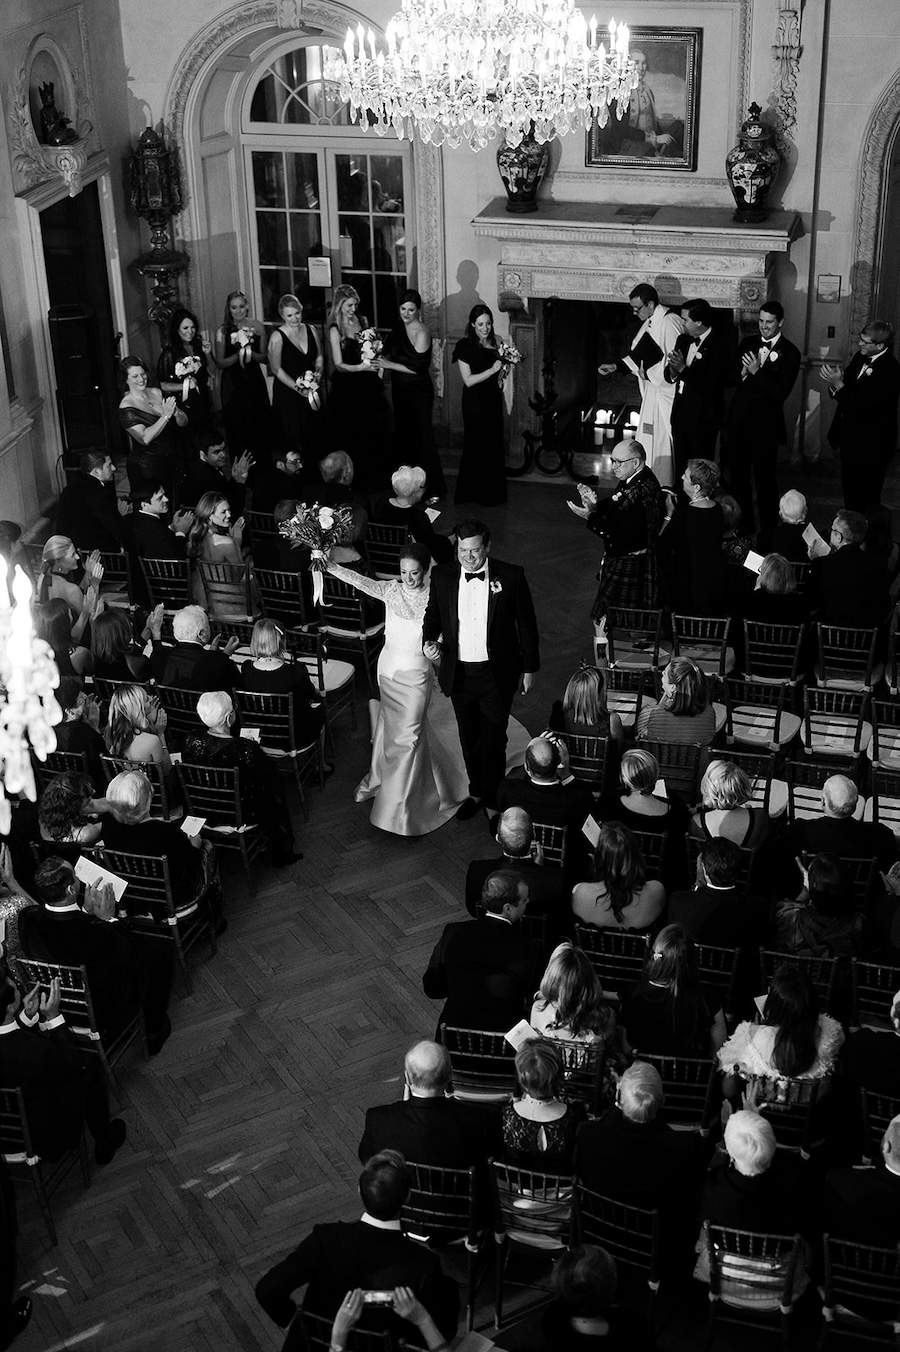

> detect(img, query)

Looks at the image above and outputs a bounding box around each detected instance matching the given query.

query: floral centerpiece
[296,369,322,410]
[496,338,523,385]
[279,501,354,605]
[231,325,255,365]
[359,327,383,366]
[174,355,201,402]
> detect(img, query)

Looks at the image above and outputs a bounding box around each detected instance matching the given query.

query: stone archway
[851,68,900,338]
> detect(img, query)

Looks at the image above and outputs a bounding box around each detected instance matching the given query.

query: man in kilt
[568,440,664,632]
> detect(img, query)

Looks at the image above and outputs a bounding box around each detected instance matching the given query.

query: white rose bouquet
[279,501,354,605]
[496,338,523,385]
[359,327,383,367]
[231,325,255,365]
[296,369,322,410]
[174,355,202,403]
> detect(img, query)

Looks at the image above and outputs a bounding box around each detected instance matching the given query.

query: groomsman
[665,298,730,479]
[822,319,900,512]
[722,300,801,532]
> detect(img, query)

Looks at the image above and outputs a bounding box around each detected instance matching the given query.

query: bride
[326,543,469,835]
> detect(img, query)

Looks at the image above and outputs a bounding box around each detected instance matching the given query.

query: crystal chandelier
[340,0,637,150]
[0,556,61,833]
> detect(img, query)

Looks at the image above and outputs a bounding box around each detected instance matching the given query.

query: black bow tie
[464,571,485,582]
[761,339,776,348]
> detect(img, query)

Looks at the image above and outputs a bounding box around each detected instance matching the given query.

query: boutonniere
[611,491,623,502]
[692,351,703,362]
[490,579,503,595]
[768,350,779,363]
[861,365,873,378]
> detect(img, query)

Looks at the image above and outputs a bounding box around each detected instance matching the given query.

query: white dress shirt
[457,565,490,662]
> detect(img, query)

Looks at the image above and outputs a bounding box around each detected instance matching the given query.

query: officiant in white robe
[599,283,684,488]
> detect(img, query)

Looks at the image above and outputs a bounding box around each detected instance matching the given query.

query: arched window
[243,41,413,328]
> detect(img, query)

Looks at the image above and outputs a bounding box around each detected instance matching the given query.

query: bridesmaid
[452,303,506,507]
[118,355,186,493]
[156,306,214,438]
[268,293,324,458]
[381,288,445,499]
[214,290,273,472]
[326,283,392,493]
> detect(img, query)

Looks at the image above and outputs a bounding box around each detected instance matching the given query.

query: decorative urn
[496,128,550,214]
[725,102,781,223]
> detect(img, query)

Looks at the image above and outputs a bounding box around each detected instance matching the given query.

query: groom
[423,519,540,820]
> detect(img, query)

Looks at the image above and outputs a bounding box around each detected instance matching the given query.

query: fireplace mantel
[473,198,803,323]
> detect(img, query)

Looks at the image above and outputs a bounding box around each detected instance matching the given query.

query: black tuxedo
[132,510,188,561]
[827,350,900,510]
[358,1094,500,1168]
[724,332,801,531]
[465,854,567,924]
[808,545,891,629]
[149,639,237,691]
[423,916,538,1032]
[667,329,730,475]
[255,1218,459,1350]
[56,474,129,554]
[422,557,539,808]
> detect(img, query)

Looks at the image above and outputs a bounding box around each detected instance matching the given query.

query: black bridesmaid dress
[271,325,324,459]
[220,325,275,472]
[452,337,506,507]
[327,325,392,493]
[388,324,445,497]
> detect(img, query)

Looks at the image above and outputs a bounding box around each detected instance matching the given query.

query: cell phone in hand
[362,1291,394,1307]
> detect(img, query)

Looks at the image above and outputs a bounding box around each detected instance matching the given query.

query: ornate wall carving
[7,34,94,197]
[852,71,900,341]
[771,0,803,151]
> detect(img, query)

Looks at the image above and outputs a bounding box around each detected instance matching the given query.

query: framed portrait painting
[586,28,702,172]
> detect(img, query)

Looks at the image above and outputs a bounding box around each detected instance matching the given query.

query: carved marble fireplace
[472,198,802,456]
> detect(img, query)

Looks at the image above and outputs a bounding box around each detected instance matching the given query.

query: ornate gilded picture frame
[586,28,702,172]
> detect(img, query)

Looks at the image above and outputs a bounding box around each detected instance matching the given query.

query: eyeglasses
[611,455,636,466]
[630,303,649,315]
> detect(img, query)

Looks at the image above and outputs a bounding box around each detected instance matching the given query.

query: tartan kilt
[590,551,659,623]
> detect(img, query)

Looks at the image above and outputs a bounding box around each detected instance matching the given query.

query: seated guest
[864,504,900,586]
[90,609,151,683]
[622,924,726,1058]
[531,942,616,1047]
[548,663,624,753]
[34,596,92,678]
[821,1112,900,1246]
[575,1062,702,1206]
[768,773,897,899]
[718,966,844,1097]
[21,853,173,1054]
[740,551,810,627]
[179,430,250,518]
[148,604,238,690]
[238,619,326,748]
[595,749,689,840]
[369,465,453,564]
[422,870,538,1031]
[250,498,308,574]
[56,450,129,554]
[303,451,361,510]
[131,479,193,559]
[636,657,717,747]
[255,1150,459,1347]
[541,1244,655,1352]
[250,447,305,514]
[718,493,754,566]
[187,492,255,619]
[0,971,126,1165]
[101,771,215,917]
[329,503,370,571]
[183,691,300,867]
[497,736,594,837]
[773,852,863,959]
[465,807,567,926]
[756,489,809,563]
[809,508,890,628]
[501,1039,584,1172]
[669,837,769,947]
[105,685,171,776]
[839,990,900,1098]
[357,1040,499,1166]
[571,823,665,933]
[37,536,102,646]
[689,760,769,850]
[36,773,105,863]
[52,678,106,787]
[699,1109,807,1241]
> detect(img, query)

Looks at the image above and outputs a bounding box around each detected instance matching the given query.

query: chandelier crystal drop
[339,0,637,150]
[0,556,61,834]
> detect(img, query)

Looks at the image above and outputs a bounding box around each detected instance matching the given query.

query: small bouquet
[296,369,322,410]
[231,325,255,364]
[279,501,354,605]
[496,338,523,385]
[359,327,383,367]
[174,355,201,402]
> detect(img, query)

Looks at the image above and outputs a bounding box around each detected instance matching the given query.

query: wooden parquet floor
[13,451,895,1352]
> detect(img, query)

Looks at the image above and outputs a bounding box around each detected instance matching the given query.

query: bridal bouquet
[296,369,321,410]
[279,501,354,605]
[359,327,383,367]
[231,325,255,364]
[174,355,201,402]
[496,338,523,385]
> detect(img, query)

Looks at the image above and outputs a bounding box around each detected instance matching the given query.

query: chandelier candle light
[0,556,61,833]
[340,1,636,149]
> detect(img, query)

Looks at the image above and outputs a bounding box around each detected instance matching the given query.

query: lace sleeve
[326,563,391,602]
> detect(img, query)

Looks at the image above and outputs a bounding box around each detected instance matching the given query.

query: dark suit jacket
[149,640,236,691]
[770,814,898,898]
[422,558,540,700]
[668,884,769,948]
[700,1152,807,1234]
[0,1020,92,1160]
[18,905,146,1036]
[358,1094,500,1168]
[575,1107,703,1208]
[827,350,900,451]
[56,475,128,553]
[180,463,246,517]
[668,330,730,438]
[725,334,801,444]
[465,854,566,920]
[133,510,188,561]
[251,469,305,514]
[422,917,538,1031]
[821,1160,900,1247]
[809,545,891,628]
[496,771,594,833]
[255,1219,459,1350]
